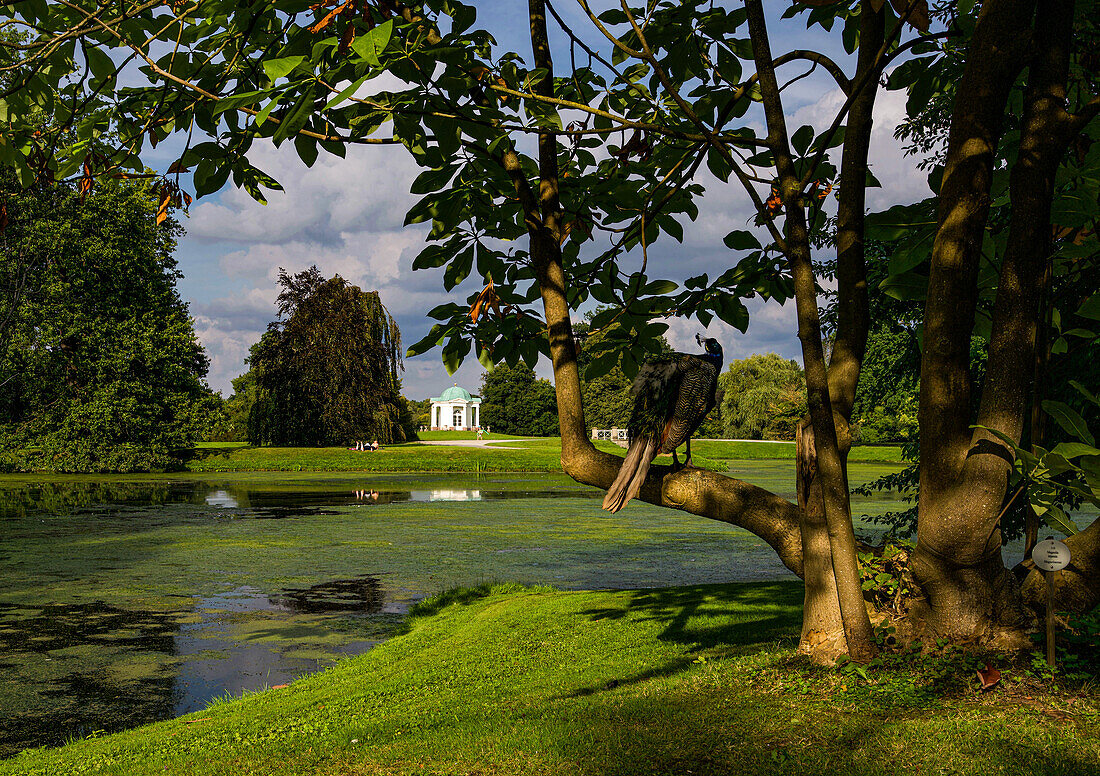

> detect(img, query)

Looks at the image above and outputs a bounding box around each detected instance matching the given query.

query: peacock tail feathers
[604,337,723,513]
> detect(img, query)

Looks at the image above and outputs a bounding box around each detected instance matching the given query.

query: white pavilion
[429,384,482,431]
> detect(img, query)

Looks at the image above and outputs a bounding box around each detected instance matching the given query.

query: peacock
[602,333,723,513]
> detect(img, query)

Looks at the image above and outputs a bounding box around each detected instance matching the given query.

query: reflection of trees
[0,601,181,757]
[268,575,385,614]
[0,480,192,519]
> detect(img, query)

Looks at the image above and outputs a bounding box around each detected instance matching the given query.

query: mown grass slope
[7,582,1097,776]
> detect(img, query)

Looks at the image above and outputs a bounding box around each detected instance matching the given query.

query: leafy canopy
[0,175,210,472]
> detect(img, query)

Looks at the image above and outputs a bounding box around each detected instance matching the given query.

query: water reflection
[204,490,239,508]
[171,581,390,717]
[0,600,182,755]
[247,486,573,515]
[269,575,386,613]
[0,479,598,522]
[0,576,397,756]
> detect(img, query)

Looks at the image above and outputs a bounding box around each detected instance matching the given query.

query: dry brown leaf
[309,0,352,33]
[976,663,1001,691]
[156,192,171,225]
[890,0,930,32]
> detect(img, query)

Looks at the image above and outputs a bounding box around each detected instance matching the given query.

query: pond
[1,463,907,757]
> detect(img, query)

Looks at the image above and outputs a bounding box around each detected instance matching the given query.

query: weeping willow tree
[248,266,414,446]
[719,355,807,441]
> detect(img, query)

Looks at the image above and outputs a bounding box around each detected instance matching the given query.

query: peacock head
[695,333,723,358]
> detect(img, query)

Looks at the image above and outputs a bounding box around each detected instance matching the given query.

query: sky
[171,1,933,400]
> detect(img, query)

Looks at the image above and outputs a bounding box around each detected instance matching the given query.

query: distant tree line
[479,363,558,437]
[438,304,921,444]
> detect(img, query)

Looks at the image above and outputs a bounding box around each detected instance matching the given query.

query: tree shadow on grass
[567,581,802,699]
[582,581,803,649]
[558,688,1100,776]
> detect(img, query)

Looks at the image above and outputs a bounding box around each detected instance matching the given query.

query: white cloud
[188,141,420,246]
[192,288,275,396]
[788,83,929,209]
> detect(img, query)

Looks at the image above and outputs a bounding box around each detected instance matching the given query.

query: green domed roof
[438,384,473,401]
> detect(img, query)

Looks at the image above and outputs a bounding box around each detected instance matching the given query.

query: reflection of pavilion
[205,490,239,508]
[429,384,482,430]
[424,489,482,502]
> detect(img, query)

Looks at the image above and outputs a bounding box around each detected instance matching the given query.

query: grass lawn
[7,582,1097,776]
[187,438,904,473]
[186,438,625,472]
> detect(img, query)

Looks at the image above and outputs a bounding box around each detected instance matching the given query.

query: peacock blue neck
[701,351,723,368]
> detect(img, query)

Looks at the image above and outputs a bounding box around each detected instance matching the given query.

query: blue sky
[171,1,931,399]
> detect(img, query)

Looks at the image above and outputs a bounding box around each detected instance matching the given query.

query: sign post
[1031,537,1072,669]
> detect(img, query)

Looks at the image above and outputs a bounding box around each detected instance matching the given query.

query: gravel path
[416,439,528,449]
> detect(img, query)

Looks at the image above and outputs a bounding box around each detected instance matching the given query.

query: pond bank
[5,582,1098,776]
[3,469,840,757]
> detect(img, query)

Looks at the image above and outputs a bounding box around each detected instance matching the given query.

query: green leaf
[1042,506,1079,537]
[407,324,447,357]
[254,96,282,129]
[410,166,457,195]
[715,296,749,331]
[1070,380,1099,408]
[1043,400,1096,446]
[791,125,814,156]
[1049,443,1100,461]
[441,334,471,375]
[879,272,928,301]
[193,159,231,197]
[21,0,48,23]
[350,19,394,67]
[272,86,318,145]
[412,244,451,270]
[643,279,678,295]
[707,146,733,182]
[263,56,305,81]
[324,74,373,109]
[723,230,761,251]
[1076,294,1100,321]
[294,134,318,167]
[85,47,116,81]
[214,90,266,116]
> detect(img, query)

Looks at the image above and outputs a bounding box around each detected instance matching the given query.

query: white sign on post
[1032,538,1071,572]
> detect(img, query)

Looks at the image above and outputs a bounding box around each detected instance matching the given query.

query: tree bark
[911,0,1082,644]
[1019,517,1100,614]
[793,0,886,663]
[747,0,876,661]
[796,419,846,658]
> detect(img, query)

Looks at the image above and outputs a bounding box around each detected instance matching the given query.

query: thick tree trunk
[747,0,876,661]
[912,0,1081,644]
[795,1,885,663]
[1019,517,1100,613]
[796,420,846,659]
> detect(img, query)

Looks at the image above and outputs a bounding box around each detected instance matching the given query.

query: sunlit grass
[7,582,1097,776]
[186,437,904,473]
